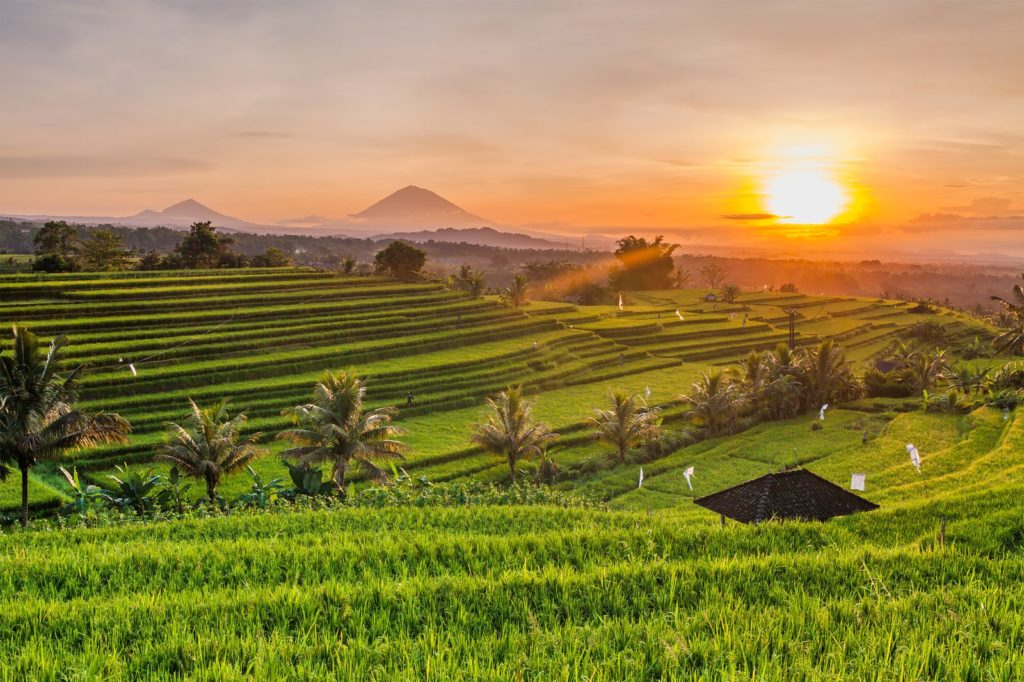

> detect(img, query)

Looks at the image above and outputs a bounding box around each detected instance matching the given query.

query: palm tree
[910,348,949,392]
[798,339,860,407]
[886,340,919,369]
[472,385,557,482]
[993,322,1024,356]
[735,350,770,414]
[501,274,530,309]
[944,364,989,394]
[991,274,1024,356]
[158,398,266,504]
[991,273,1024,313]
[588,391,661,463]
[466,272,486,298]
[456,265,487,298]
[762,372,803,420]
[0,324,130,526]
[749,345,803,420]
[278,369,406,496]
[680,371,744,437]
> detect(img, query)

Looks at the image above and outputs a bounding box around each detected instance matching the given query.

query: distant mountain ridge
[128,199,255,229]
[349,185,491,227]
[0,187,601,250]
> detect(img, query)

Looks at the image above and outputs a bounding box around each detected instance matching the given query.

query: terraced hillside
[1,407,1022,679]
[0,268,991,506]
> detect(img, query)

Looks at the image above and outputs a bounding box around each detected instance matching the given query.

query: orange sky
[1,0,1022,244]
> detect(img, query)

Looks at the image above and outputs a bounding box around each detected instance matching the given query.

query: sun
[764,168,849,224]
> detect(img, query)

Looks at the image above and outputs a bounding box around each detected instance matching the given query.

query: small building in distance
[693,469,878,524]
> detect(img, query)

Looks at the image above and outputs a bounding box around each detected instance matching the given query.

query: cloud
[940,196,1016,215]
[0,155,211,178]
[721,213,780,221]
[233,131,292,139]
[903,213,1024,232]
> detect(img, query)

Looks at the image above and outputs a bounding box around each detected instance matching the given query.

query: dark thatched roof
[693,469,878,524]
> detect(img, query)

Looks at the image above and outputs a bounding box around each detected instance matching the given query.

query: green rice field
[0,267,991,504]
[0,267,1020,679]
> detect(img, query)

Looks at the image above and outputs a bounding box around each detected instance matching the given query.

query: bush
[864,368,919,398]
[31,254,77,273]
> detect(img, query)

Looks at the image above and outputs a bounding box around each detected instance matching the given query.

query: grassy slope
[0,269,1020,677]
[0,269,995,507]
[0,410,1022,679]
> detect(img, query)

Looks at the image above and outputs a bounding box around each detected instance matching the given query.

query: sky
[1,0,1022,252]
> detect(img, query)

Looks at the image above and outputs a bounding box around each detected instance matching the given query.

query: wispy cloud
[722,213,779,221]
[233,131,292,139]
[0,155,211,179]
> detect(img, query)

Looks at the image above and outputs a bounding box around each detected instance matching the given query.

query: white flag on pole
[819,404,829,421]
[906,443,921,472]
[850,473,866,491]
[638,467,644,488]
[618,293,624,311]
[683,466,695,490]
[645,385,651,399]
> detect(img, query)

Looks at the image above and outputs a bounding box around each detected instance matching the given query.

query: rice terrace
[2,259,1023,679]
[4,1,1024,679]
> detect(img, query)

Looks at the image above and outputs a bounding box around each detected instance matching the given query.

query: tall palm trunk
[20,464,29,528]
[334,458,348,497]
[204,470,219,504]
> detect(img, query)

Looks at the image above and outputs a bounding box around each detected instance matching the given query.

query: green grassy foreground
[1,405,1022,679]
[0,268,1020,678]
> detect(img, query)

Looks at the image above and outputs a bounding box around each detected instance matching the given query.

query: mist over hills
[0,186,595,249]
[5,186,1024,262]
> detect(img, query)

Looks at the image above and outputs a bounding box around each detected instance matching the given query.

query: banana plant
[156,466,193,514]
[58,466,102,515]
[235,466,285,509]
[97,465,164,516]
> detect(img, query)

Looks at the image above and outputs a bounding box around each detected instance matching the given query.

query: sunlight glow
[764,168,849,224]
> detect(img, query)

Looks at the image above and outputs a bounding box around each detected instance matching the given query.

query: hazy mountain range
[5,187,1022,263]
[0,186,593,250]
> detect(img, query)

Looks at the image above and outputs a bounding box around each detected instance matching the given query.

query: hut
[693,469,878,524]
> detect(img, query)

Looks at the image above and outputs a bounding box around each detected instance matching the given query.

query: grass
[0,269,996,502]
[1,269,1022,678]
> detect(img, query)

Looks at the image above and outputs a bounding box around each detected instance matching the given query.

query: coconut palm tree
[910,348,949,392]
[798,339,861,407]
[991,273,1024,314]
[886,340,919,369]
[472,385,557,482]
[588,391,661,463]
[456,265,487,298]
[944,364,989,395]
[501,274,530,309]
[680,371,744,437]
[0,324,130,526]
[278,369,406,496]
[735,350,770,415]
[158,398,266,504]
[991,274,1024,356]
